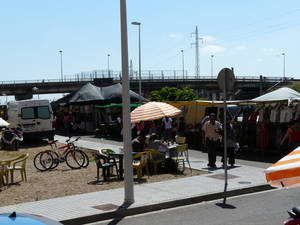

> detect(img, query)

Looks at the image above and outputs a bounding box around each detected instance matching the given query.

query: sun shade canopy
[131,101,182,123]
[265,146,300,188]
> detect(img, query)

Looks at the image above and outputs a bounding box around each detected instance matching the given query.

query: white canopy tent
[251,87,300,104]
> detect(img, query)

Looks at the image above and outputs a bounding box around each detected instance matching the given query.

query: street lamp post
[107,54,111,78]
[282,53,286,79]
[181,50,184,79]
[131,21,142,104]
[59,50,63,81]
[211,55,214,79]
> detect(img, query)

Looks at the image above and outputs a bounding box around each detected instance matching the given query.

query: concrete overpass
[0,70,296,100]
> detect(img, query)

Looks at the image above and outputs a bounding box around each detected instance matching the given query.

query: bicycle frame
[48,137,80,161]
[49,142,72,160]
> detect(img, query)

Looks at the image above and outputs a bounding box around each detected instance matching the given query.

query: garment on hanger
[258,109,264,122]
[294,104,300,120]
[249,111,258,123]
[280,107,293,123]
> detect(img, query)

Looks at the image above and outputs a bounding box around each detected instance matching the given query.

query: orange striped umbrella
[131,101,182,123]
[265,147,300,188]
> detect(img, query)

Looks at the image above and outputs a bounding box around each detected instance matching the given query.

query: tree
[149,86,198,101]
[289,82,300,93]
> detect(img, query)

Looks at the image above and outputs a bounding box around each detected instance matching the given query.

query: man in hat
[202,113,222,167]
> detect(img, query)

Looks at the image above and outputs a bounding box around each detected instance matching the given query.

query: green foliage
[289,82,300,93]
[149,86,198,102]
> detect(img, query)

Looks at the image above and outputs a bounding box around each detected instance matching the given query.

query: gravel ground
[0,142,208,207]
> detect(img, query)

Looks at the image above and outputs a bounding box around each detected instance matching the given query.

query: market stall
[52,83,147,133]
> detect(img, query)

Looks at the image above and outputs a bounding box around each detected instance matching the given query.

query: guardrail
[0,69,294,85]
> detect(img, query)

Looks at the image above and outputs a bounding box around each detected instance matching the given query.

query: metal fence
[0,69,293,85]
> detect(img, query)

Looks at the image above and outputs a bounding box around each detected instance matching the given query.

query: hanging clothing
[260,121,270,152]
[258,109,264,122]
[295,104,300,120]
[270,109,277,123]
[280,108,293,123]
[249,112,258,123]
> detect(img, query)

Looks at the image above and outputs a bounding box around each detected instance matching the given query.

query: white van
[7,100,55,140]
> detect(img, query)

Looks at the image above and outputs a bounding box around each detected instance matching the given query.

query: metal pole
[223,70,228,204]
[120,0,134,204]
[211,55,214,78]
[59,50,63,81]
[107,54,110,78]
[181,50,184,79]
[131,21,142,104]
[282,53,285,79]
[138,24,141,104]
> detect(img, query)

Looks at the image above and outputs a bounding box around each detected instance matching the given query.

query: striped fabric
[265,147,300,188]
[131,102,182,123]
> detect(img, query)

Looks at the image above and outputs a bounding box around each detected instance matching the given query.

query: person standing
[280,120,300,152]
[221,117,236,167]
[162,116,172,142]
[177,116,186,137]
[202,113,222,168]
[136,121,144,136]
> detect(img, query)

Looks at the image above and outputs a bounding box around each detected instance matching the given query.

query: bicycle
[34,137,89,171]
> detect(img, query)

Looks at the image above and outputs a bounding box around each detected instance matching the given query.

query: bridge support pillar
[259,75,263,95]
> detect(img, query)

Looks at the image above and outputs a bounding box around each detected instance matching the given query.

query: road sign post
[217,68,235,205]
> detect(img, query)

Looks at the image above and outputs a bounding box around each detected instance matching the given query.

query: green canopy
[96,103,142,109]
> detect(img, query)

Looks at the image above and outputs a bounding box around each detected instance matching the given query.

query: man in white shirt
[202,113,222,168]
[162,117,172,141]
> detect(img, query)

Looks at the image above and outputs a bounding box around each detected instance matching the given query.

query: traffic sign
[217,68,235,92]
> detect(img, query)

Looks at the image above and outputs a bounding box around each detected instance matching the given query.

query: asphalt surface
[90,187,300,225]
[81,135,277,168]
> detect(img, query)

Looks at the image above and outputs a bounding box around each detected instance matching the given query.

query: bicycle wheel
[48,150,60,169]
[78,150,89,168]
[65,150,85,169]
[34,151,53,171]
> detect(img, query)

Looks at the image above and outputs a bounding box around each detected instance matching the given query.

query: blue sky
[0,1,300,101]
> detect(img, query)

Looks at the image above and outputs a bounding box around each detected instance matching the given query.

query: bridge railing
[0,69,293,85]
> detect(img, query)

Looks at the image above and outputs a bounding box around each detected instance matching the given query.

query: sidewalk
[0,135,270,224]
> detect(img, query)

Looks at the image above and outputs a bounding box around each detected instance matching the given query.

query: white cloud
[263,48,274,53]
[202,35,216,42]
[201,45,225,54]
[257,58,263,62]
[169,33,183,39]
[236,45,247,51]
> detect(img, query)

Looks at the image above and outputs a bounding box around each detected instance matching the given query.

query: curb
[60,184,274,225]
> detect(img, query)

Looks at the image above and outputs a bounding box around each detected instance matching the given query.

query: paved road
[89,187,300,225]
[78,135,276,169]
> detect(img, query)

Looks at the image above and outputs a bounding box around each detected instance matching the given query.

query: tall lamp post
[131,21,142,104]
[211,55,214,79]
[59,50,63,81]
[282,53,286,79]
[107,54,111,78]
[181,49,184,79]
